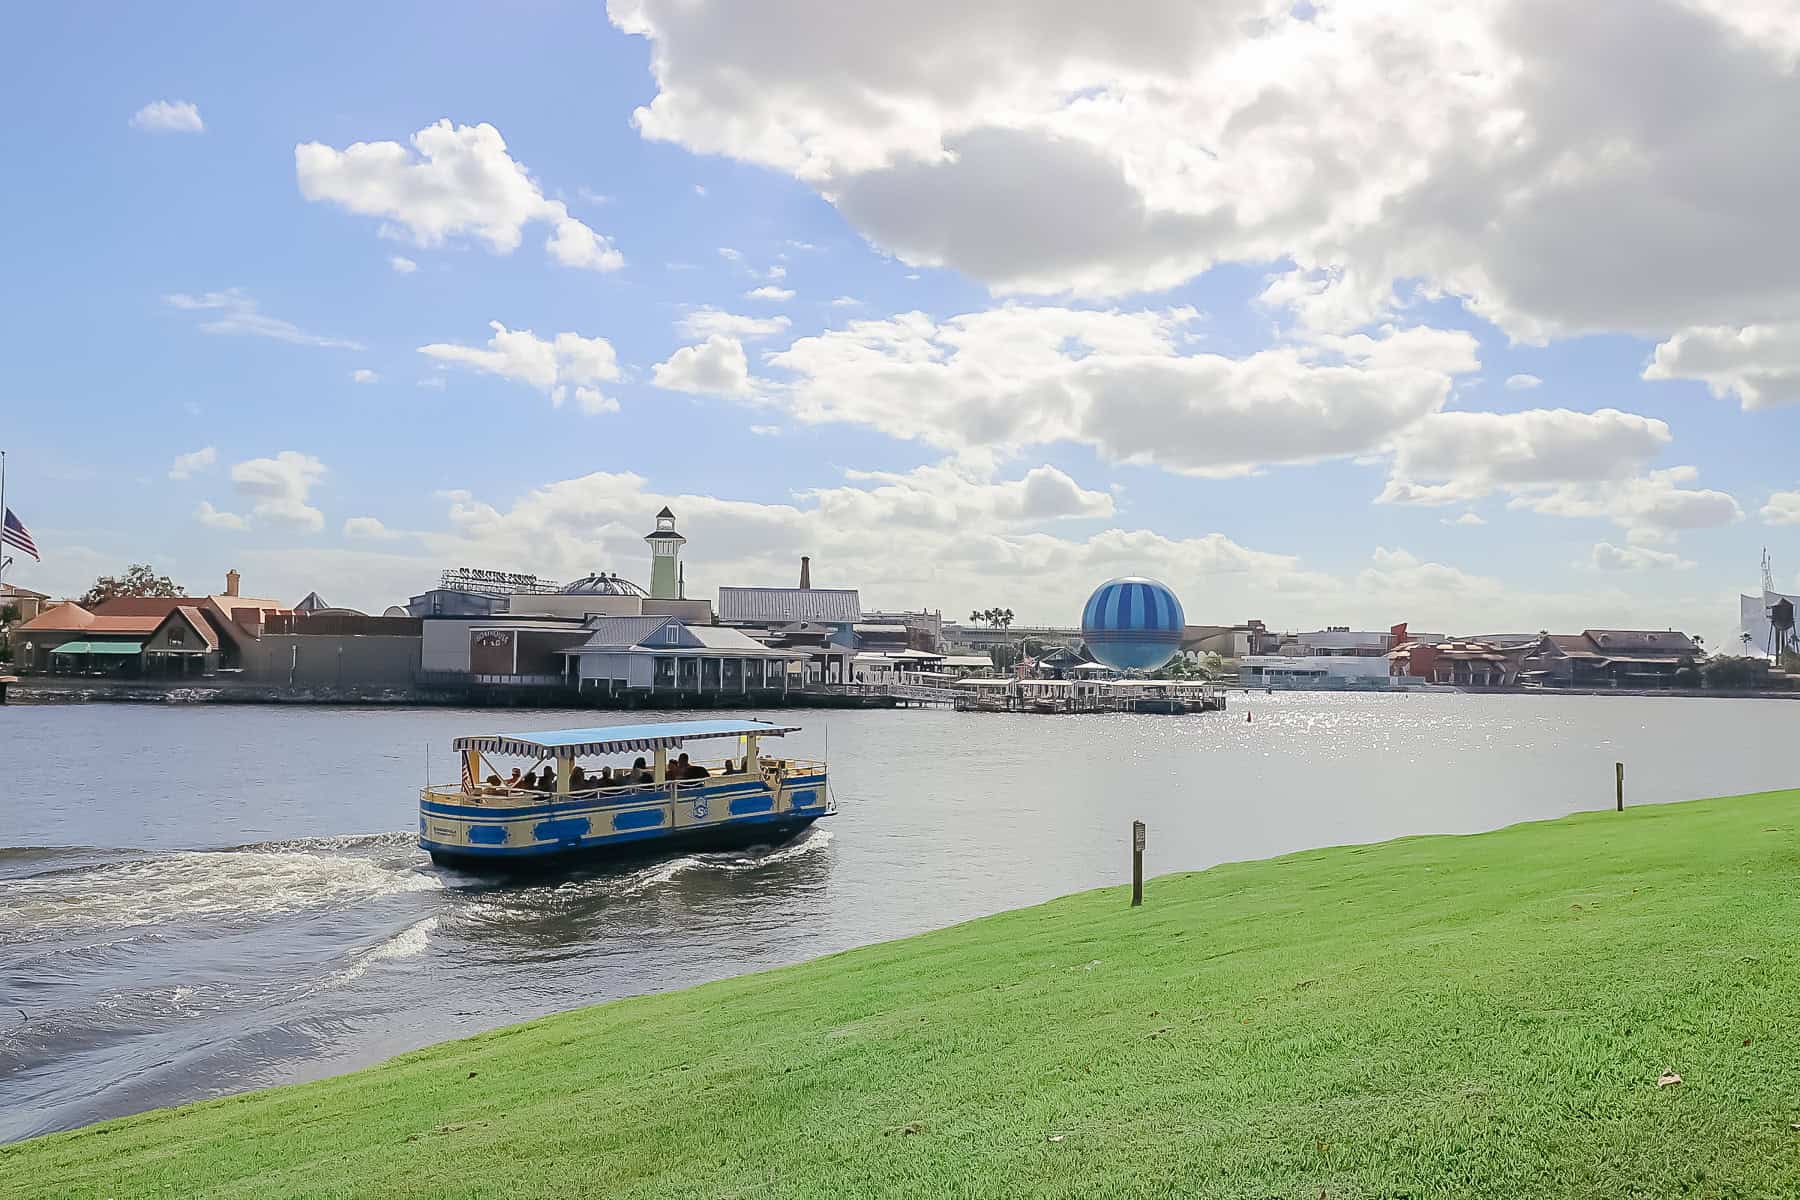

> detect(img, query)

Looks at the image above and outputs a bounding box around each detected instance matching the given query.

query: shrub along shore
[8,789,1800,1199]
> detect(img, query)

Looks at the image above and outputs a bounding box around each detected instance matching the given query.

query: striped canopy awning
[452,718,801,759]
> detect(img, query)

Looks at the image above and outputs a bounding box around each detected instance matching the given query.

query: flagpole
[0,449,8,593]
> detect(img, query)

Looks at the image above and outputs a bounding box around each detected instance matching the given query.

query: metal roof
[49,640,144,655]
[718,586,861,625]
[453,718,801,758]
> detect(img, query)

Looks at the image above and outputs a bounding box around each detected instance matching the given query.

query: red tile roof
[15,602,96,633]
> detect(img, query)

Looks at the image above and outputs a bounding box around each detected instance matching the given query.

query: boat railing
[422,757,827,807]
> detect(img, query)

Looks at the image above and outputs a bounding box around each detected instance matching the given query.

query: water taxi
[419,718,831,870]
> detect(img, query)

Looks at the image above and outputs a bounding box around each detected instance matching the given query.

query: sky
[4,0,1799,646]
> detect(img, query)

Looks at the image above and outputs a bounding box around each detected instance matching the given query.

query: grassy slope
[10,791,1800,1200]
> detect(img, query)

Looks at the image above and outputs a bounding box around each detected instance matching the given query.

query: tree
[80,564,182,607]
[989,643,1021,671]
[1703,655,1768,689]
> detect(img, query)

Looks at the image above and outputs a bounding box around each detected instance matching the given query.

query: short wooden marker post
[1131,820,1146,907]
[1616,761,1625,812]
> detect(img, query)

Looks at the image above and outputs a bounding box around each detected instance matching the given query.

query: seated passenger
[631,756,652,784]
[570,766,587,790]
[505,768,522,790]
[674,753,708,780]
[521,769,539,791]
[597,766,615,788]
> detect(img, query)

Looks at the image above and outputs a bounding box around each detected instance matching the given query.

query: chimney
[225,569,241,598]
[799,556,811,589]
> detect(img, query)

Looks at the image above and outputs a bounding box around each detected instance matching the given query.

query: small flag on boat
[1,508,37,561]
[461,753,476,794]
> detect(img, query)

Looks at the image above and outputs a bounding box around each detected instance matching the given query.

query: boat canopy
[452,718,802,759]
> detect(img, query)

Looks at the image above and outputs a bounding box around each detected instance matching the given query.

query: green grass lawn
[10,790,1800,1199]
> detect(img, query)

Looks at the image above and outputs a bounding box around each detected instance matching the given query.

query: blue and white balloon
[1081,577,1186,671]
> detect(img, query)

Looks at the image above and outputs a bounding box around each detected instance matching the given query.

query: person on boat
[521,769,540,791]
[483,774,503,794]
[596,766,615,788]
[505,767,522,790]
[570,766,587,791]
[674,753,709,780]
[631,756,652,783]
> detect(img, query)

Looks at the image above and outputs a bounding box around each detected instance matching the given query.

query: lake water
[1,692,1795,1142]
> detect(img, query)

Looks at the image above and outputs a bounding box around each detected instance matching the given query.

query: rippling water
[1,693,1794,1142]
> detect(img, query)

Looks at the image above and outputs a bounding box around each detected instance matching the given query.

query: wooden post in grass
[1131,820,1146,907]
[1616,761,1625,811]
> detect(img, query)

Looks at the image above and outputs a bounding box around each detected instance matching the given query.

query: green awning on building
[50,640,144,656]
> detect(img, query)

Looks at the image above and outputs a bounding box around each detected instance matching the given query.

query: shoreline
[8,787,1800,1197]
[8,677,1800,706]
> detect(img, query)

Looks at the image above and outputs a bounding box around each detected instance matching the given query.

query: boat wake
[614,828,836,896]
[0,834,440,946]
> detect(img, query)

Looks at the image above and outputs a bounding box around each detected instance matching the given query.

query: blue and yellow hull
[419,772,831,872]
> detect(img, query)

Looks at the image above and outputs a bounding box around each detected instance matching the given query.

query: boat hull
[427,810,828,874]
[419,769,831,873]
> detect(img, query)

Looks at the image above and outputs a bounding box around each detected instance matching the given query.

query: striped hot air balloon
[1080,577,1186,671]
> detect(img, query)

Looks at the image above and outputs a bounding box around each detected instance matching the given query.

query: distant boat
[420,718,831,871]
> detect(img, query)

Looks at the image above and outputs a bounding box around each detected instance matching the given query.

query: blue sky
[4,1,1797,644]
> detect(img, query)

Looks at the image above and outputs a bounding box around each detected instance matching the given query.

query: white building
[1290,628,1393,657]
[1239,653,1393,689]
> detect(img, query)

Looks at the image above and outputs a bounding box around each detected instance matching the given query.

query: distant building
[1519,630,1700,688]
[1290,627,1393,657]
[1239,654,1394,689]
[11,571,284,676]
[566,616,806,696]
[1182,620,1274,659]
[718,585,861,627]
[646,507,686,600]
[0,582,49,625]
[1389,639,1522,688]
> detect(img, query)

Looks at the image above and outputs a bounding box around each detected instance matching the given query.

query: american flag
[1,509,37,562]
[461,753,477,793]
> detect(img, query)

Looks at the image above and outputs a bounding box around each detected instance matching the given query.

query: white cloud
[830,296,862,307]
[130,100,203,134]
[676,308,791,340]
[168,445,217,480]
[693,184,708,196]
[746,285,795,301]
[227,451,328,533]
[343,515,400,540]
[545,214,626,271]
[351,368,379,384]
[1442,512,1486,527]
[766,265,787,280]
[165,289,362,350]
[419,321,621,411]
[750,424,782,436]
[718,247,742,261]
[1504,373,1543,390]
[612,0,1800,347]
[1644,322,1800,409]
[573,386,619,415]
[196,500,248,531]
[389,255,418,274]
[1380,408,1672,506]
[1508,466,1743,539]
[653,336,752,396]
[1761,490,1800,526]
[1589,542,1695,572]
[417,376,447,390]
[764,306,1477,477]
[295,120,621,272]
